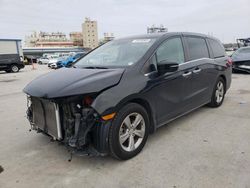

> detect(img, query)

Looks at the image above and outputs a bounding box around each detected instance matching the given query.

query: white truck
[0,39,25,73]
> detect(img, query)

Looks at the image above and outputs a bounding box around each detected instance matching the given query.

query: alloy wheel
[119,112,145,152]
[215,81,224,103]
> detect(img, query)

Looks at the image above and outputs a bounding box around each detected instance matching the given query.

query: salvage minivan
[24,32,232,160]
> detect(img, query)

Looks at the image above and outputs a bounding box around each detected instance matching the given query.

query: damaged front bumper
[233,61,250,73]
[26,96,111,156]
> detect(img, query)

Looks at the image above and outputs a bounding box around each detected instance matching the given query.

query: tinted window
[156,37,184,64]
[208,39,225,58]
[186,37,209,60]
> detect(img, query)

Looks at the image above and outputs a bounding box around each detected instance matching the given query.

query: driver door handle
[182,72,192,77]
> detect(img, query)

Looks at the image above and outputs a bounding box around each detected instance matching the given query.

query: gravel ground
[0,65,250,188]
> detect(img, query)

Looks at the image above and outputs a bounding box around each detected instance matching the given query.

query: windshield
[75,38,156,68]
[233,48,250,57]
[238,48,250,54]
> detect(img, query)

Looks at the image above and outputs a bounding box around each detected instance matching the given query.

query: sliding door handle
[182,72,192,77]
[193,68,201,74]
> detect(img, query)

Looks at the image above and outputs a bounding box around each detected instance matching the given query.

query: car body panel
[0,54,24,71]
[232,47,250,73]
[23,32,232,155]
[57,53,86,68]
[37,57,49,64]
[91,58,231,128]
[23,67,125,98]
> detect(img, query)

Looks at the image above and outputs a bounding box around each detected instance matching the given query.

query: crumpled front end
[26,95,111,156]
[232,60,250,73]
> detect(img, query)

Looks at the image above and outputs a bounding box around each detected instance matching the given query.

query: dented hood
[23,67,124,98]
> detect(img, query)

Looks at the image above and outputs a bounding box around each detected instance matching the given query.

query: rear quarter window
[208,39,225,58]
[186,37,209,61]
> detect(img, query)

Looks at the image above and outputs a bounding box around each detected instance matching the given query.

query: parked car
[57,52,86,68]
[37,57,49,65]
[47,55,61,67]
[50,56,69,69]
[24,32,232,160]
[231,47,250,73]
[0,39,25,73]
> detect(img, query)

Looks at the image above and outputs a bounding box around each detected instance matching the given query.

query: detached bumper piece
[26,96,107,156]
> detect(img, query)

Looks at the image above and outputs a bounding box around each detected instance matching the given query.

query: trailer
[0,39,25,73]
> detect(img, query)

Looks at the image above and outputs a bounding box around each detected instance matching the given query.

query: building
[70,32,83,47]
[99,33,115,45]
[24,31,38,47]
[23,47,85,58]
[147,25,168,34]
[25,31,74,47]
[103,33,115,42]
[82,17,98,49]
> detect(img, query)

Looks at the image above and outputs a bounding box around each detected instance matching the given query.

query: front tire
[109,103,149,160]
[208,77,225,107]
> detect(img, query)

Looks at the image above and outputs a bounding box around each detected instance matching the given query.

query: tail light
[226,57,233,67]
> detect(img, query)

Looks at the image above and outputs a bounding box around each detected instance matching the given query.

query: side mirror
[157,61,179,75]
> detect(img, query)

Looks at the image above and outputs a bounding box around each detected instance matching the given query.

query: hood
[23,67,124,98]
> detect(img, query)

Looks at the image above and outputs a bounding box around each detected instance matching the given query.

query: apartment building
[25,31,73,47]
[82,18,98,49]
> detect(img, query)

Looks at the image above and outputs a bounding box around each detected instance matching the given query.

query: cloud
[0,0,249,43]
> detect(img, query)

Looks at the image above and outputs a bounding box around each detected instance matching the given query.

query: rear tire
[109,103,149,160]
[208,77,225,107]
[11,65,19,73]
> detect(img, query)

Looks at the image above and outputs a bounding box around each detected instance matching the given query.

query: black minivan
[24,32,232,160]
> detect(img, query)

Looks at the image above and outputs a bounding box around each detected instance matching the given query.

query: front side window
[186,37,209,61]
[75,38,156,68]
[156,37,185,64]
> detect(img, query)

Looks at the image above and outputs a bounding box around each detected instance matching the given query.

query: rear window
[208,39,225,58]
[186,37,209,61]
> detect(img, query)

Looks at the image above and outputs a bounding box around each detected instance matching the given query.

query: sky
[0,0,249,43]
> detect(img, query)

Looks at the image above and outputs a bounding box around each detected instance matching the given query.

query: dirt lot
[0,65,250,188]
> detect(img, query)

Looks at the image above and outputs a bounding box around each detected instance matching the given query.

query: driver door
[145,36,195,126]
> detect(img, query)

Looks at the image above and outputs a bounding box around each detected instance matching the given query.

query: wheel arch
[114,96,156,134]
[10,63,20,72]
[218,74,227,91]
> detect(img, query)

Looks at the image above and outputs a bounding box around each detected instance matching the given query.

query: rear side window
[208,39,225,58]
[186,37,209,61]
